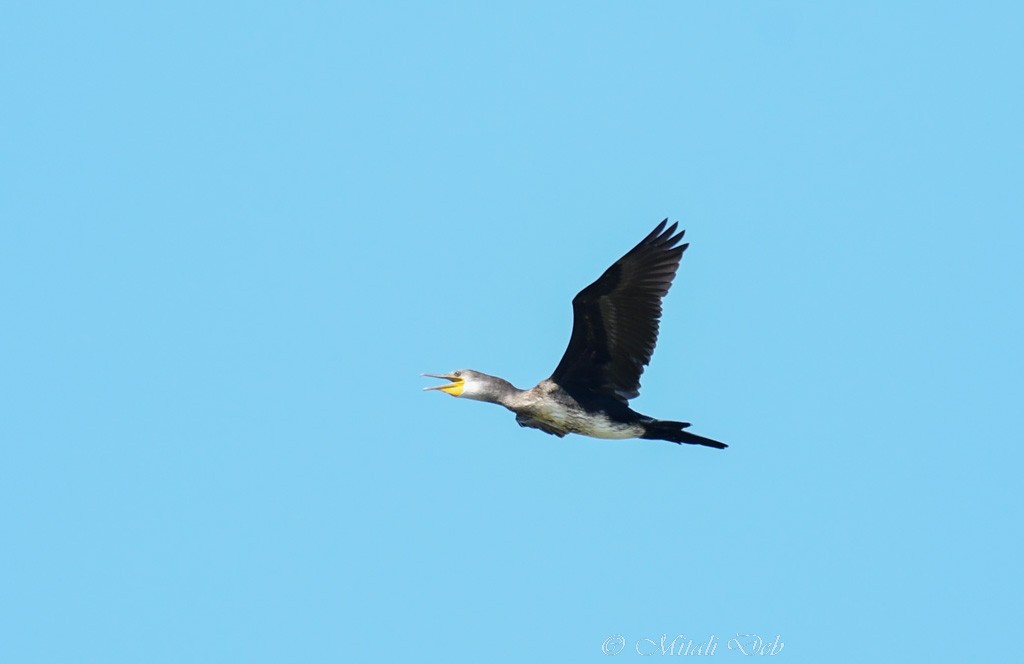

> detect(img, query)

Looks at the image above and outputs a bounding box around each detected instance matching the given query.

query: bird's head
[421,370,475,397]
[422,369,505,401]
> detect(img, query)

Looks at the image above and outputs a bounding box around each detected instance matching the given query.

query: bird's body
[514,380,645,440]
[424,220,727,450]
[453,375,646,438]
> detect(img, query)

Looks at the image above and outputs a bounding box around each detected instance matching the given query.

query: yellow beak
[422,373,465,397]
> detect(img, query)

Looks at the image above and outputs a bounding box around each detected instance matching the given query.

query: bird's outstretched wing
[549,219,688,403]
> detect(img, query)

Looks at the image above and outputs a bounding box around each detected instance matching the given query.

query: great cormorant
[424,219,727,449]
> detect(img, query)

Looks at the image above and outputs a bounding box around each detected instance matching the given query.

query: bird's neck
[494,383,527,410]
[468,376,525,410]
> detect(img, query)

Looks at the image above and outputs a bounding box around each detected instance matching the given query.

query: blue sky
[2,1,1021,662]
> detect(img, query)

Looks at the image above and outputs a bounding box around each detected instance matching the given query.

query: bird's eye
[453,371,462,377]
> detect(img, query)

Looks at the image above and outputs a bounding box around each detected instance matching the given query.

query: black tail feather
[641,420,728,449]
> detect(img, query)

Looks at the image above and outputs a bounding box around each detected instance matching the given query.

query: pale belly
[530,402,645,439]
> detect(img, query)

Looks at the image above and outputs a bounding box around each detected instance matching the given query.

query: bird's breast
[528,401,643,440]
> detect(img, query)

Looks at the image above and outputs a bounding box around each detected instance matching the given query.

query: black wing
[549,219,688,403]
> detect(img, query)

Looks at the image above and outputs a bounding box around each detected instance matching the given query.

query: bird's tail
[641,420,728,449]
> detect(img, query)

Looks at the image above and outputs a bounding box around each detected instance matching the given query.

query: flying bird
[424,219,727,449]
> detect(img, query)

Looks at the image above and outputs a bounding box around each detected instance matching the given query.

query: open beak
[422,372,465,397]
